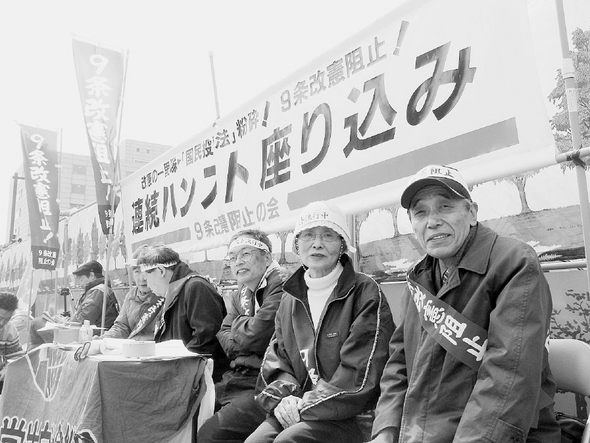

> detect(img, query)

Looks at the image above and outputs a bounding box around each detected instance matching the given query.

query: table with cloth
[0,344,212,442]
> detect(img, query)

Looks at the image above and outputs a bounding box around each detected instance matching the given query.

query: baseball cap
[401,165,471,209]
[72,260,103,276]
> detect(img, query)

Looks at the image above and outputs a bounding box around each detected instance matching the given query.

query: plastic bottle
[78,320,93,342]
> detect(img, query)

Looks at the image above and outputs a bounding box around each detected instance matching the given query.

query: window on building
[71,184,86,194]
[72,165,86,175]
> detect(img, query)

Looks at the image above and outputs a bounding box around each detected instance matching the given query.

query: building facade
[5,139,170,243]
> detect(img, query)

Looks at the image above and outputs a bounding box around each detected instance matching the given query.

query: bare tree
[353,211,370,260]
[385,205,401,237]
[276,231,290,264]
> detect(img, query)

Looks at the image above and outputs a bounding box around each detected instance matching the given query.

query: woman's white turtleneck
[304,262,343,329]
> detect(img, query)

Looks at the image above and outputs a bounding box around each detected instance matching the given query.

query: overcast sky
[1,0,589,244]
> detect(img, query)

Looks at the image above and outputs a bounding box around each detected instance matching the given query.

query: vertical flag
[20,124,61,270]
[72,38,126,234]
[15,259,42,308]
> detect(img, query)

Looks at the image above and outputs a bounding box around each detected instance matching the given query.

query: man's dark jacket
[71,277,118,329]
[154,261,229,381]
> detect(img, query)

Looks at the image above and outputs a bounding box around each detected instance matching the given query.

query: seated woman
[103,245,164,341]
[248,201,395,443]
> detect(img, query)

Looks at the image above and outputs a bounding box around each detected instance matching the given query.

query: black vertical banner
[20,124,60,270]
[72,38,125,235]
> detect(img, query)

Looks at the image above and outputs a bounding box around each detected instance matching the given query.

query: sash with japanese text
[20,124,60,270]
[407,278,488,370]
[72,38,125,235]
[128,295,165,339]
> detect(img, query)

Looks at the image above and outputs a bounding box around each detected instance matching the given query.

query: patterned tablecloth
[0,344,208,442]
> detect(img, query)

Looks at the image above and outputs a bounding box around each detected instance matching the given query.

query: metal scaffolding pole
[555,0,590,291]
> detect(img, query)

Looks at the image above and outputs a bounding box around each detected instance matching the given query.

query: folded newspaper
[90,339,202,362]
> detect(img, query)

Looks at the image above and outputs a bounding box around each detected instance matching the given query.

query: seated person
[247,201,395,443]
[138,246,229,381]
[103,246,164,341]
[29,260,119,347]
[198,229,287,442]
[0,292,22,356]
[370,165,559,442]
[0,292,23,387]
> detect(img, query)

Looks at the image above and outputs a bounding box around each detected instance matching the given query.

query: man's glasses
[298,230,341,243]
[225,249,258,265]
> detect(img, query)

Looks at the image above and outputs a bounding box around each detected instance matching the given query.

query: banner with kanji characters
[120,0,554,256]
[20,124,60,270]
[0,346,207,443]
[72,38,126,235]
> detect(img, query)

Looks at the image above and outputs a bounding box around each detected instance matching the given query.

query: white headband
[228,237,270,254]
[140,261,179,272]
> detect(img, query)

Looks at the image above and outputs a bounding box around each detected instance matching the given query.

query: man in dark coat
[29,260,118,347]
[370,165,560,443]
[138,246,229,381]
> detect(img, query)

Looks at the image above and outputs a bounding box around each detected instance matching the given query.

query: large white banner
[121,0,554,255]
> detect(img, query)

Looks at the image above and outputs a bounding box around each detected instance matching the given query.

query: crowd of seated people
[4,164,563,442]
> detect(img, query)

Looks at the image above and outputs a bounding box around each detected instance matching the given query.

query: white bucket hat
[293,201,356,253]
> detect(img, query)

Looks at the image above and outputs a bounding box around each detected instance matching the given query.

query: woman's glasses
[298,230,340,243]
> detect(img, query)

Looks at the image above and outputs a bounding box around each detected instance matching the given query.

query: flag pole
[101,48,129,334]
[209,51,221,122]
[205,51,222,263]
[54,128,63,314]
[26,267,35,351]
[554,0,590,290]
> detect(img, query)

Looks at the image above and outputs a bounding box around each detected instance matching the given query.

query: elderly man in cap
[370,165,559,442]
[103,245,164,340]
[137,245,229,381]
[198,229,287,443]
[30,260,119,347]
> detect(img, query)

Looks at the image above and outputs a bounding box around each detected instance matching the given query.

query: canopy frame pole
[555,0,590,291]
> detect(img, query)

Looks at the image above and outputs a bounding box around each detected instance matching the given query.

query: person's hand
[41,311,56,322]
[54,315,69,324]
[273,395,302,429]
